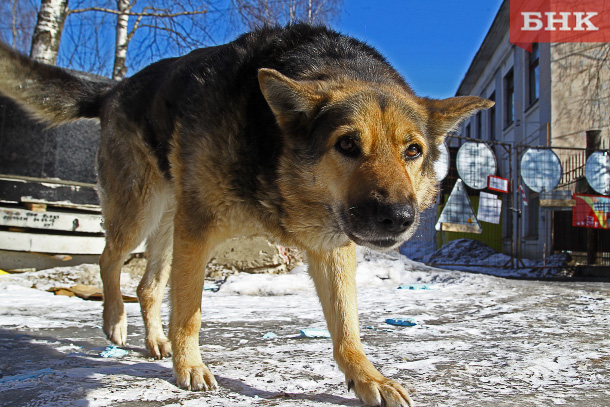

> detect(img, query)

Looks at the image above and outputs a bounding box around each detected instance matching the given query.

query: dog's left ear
[420,96,495,144]
[258,68,323,131]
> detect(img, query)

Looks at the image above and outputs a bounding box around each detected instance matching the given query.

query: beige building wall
[551,43,610,148]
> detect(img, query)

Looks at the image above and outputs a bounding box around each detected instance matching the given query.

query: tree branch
[68,7,207,18]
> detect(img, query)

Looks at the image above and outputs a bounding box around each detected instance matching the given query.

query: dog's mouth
[335,205,418,251]
[345,233,402,250]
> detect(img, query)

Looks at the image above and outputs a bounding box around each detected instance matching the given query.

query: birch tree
[2,0,213,77]
[30,0,68,64]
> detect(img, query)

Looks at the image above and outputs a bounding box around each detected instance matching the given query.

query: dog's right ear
[258,68,323,132]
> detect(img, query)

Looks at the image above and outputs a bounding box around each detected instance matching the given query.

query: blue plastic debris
[262,332,278,339]
[0,368,54,383]
[203,283,220,292]
[100,345,129,358]
[385,318,417,327]
[397,284,435,290]
[299,329,331,338]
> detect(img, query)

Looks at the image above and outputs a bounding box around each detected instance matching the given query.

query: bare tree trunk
[10,0,18,48]
[308,0,313,23]
[287,0,296,23]
[112,0,131,80]
[30,0,69,65]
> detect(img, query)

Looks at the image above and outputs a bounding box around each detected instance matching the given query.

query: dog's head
[259,68,493,250]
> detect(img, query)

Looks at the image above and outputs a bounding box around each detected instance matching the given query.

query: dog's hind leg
[308,244,413,407]
[98,165,169,348]
[99,232,139,347]
[137,204,175,359]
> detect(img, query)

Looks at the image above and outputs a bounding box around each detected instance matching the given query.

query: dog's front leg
[308,244,413,407]
[169,214,218,391]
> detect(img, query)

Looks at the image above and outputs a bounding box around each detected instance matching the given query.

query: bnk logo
[510,0,609,51]
[521,12,599,31]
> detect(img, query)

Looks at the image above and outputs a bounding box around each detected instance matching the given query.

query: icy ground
[1,249,609,407]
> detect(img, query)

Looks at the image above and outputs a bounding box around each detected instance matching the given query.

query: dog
[0,24,493,406]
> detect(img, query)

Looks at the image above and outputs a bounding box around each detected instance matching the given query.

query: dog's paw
[347,375,413,407]
[175,363,218,391]
[146,335,172,359]
[103,308,127,346]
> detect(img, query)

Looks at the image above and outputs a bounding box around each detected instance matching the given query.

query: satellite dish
[585,151,610,195]
[520,148,562,192]
[456,142,497,189]
[434,141,449,181]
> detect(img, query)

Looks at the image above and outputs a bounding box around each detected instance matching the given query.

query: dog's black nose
[376,203,415,234]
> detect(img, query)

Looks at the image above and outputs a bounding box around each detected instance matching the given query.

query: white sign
[520,148,562,192]
[478,192,502,224]
[488,175,509,193]
[435,179,482,233]
[585,151,610,196]
[434,141,450,182]
[456,142,497,190]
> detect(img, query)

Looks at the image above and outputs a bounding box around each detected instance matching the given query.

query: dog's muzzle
[339,199,419,250]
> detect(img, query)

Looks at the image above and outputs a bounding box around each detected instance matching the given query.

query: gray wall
[0,97,100,184]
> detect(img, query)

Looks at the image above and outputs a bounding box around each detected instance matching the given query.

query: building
[452,0,609,260]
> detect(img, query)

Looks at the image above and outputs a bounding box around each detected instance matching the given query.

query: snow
[1,248,609,406]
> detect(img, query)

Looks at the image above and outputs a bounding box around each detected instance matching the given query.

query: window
[489,92,496,141]
[465,123,471,138]
[527,195,539,237]
[476,111,482,140]
[528,43,540,106]
[504,69,514,127]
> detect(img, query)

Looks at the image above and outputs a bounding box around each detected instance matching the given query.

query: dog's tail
[0,42,114,124]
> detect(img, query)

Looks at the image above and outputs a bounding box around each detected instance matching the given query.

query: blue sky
[335,0,504,99]
[2,0,503,96]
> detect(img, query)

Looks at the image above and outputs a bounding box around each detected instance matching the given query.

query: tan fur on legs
[307,244,413,407]
[168,208,221,391]
[98,162,170,348]
[99,245,130,346]
[137,205,175,359]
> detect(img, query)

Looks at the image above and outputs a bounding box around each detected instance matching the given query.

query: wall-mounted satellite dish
[434,141,449,182]
[456,142,497,189]
[520,148,562,192]
[585,151,610,195]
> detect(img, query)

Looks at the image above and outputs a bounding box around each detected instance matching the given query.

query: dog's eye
[336,136,360,157]
[405,143,422,159]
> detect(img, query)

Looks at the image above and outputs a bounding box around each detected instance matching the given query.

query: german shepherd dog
[0,25,492,406]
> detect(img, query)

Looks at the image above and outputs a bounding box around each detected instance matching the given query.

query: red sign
[488,175,509,193]
[510,0,610,51]
[572,194,610,229]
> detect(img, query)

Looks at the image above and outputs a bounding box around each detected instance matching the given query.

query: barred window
[528,43,540,106]
[504,69,514,127]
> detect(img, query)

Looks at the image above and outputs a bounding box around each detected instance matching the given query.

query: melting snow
[0,248,609,406]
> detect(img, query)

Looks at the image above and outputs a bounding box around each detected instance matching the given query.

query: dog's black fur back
[108,24,412,182]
